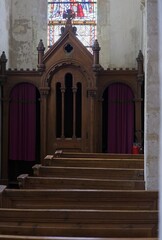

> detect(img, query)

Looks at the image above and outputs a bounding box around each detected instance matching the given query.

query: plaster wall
[144,0,159,190]
[0,0,10,63]
[8,0,47,69]
[98,0,142,69]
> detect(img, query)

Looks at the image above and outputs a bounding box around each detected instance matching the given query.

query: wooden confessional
[0,18,144,184]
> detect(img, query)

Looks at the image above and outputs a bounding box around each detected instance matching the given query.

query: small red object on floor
[132,145,140,154]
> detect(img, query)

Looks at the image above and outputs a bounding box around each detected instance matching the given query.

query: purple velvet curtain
[107,83,134,154]
[9,83,36,161]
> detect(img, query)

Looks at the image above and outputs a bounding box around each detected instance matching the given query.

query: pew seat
[54,151,144,160]
[17,174,145,190]
[1,187,158,210]
[0,153,157,239]
[43,156,144,169]
[0,236,158,240]
[32,165,144,180]
[0,208,158,237]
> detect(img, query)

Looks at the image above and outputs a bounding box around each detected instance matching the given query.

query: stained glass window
[48,1,97,52]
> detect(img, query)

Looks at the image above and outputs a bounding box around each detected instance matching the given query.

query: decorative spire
[63,9,75,21]
[92,39,101,52]
[92,40,102,72]
[0,51,7,84]
[137,50,143,62]
[136,50,144,84]
[37,39,45,52]
[0,51,7,75]
[61,9,77,35]
[37,39,45,71]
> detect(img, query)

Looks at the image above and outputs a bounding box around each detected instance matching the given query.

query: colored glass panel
[48,1,97,52]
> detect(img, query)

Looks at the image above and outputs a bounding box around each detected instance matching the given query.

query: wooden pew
[17,174,145,190]
[1,187,158,210]
[0,208,158,237]
[32,164,144,180]
[54,151,144,160]
[0,236,158,240]
[2,153,156,239]
[43,155,144,169]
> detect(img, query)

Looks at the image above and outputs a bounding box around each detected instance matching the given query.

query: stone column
[158,0,162,237]
[0,86,1,178]
[144,0,159,190]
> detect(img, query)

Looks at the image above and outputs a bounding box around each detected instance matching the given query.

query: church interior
[0,0,160,239]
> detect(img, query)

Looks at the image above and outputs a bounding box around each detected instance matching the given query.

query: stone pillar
[144,0,159,190]
[158,0,162,237]
[0,86,1,178]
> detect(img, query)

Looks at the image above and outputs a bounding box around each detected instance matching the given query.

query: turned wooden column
[87,89,97,152]
[60,86,65,138]
[39,87,50,162]
[135,50,144,146]
[72,86,77,138]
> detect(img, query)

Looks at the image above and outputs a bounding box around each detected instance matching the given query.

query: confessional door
[46,67,89,153]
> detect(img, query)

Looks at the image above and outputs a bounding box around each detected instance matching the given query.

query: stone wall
[98,0,142,69]
[8,0,47,69]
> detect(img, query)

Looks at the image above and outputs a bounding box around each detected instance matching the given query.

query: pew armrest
[17,174,29,189]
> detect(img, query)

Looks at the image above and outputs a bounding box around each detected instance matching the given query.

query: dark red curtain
[107,83,134,154]
[9,83,36,161]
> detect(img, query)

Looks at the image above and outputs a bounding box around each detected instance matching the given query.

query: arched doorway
[46,67,89,153]
[8,83,40,185]
[102,83,135,154]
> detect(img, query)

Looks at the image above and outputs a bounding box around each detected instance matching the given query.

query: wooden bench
[0,208,158,237]
[32,165,144,180]
[0,236,158,240]
[17,174,145,190]
[0,186,158,210]
[1,153,156,239]
[54,151,144,160]
[43,155,144,169]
